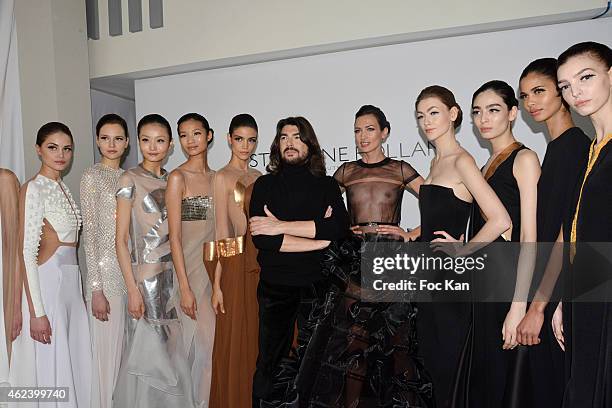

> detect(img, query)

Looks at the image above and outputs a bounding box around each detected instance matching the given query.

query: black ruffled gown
[292,158,434,407]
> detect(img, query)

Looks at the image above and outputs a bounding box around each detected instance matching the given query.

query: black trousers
[252,278,328,406]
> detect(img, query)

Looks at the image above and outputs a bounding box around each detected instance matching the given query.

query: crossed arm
[248,178,349,252]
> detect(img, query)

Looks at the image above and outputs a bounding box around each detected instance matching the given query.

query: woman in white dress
[80,114,129,408]
[9,122,91,407]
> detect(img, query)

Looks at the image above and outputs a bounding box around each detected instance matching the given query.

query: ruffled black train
[261,235,434,408]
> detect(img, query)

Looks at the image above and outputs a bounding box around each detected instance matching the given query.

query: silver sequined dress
[112,165,195,408]
[81,163,127,301]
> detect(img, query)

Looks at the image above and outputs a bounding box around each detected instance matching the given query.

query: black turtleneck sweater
[249,164,349,286]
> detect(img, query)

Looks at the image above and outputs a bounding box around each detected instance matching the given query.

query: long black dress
[462,143,533,407]
[294,158,434,407]
[416,183,472,408]
[532,127,589,407]
[562,134,612,408]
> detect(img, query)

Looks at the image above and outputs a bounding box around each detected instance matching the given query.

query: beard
[281,148,308,166]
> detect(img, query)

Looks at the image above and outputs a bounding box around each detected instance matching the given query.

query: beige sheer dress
[209,165,261,408]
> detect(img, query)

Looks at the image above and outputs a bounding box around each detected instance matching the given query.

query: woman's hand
[91,290,111,322]
[552,302,564,351]
[211,287,225,315]
[516,304,544,346]
[30,315,52,344]
[180,286,198,320]
[127,287,145,320]
[502,302,526,350]
[375,225,410,241]
[11,307,22,341]
[430,231,465,257]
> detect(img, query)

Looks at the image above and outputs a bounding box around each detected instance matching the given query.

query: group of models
[0,40,609,408]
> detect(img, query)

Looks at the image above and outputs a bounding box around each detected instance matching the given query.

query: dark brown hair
[36,122,73,146]
[355,105,390,133]
[177,112,212,144]
[558,41,612,70]
[229,113,258,134]
[472,80,518,110]
[138,114,172,141]
[520,58,569,109]
[415,85,463,129]
[266,116,326,177]
[96,113,129,139]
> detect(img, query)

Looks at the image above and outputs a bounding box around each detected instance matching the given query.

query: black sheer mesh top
[333,158,420,226]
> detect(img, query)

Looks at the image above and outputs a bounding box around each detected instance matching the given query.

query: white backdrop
[135,18,611,229]
[0,0,24,181]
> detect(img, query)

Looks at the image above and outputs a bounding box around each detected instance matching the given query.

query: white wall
[0,0,24,181]
[89,0,607,79]
[135,18,611,229]
[15,0,93,197]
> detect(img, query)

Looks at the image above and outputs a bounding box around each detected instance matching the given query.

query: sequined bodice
[181,196,214,221]
[81,163,127,298]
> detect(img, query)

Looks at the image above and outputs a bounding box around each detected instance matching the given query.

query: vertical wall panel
[108,0,122,36]
[85,0,99,39]
[128,0,142,32]
[149,0,163,29]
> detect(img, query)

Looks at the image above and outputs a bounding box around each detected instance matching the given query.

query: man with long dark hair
[249,116,349,406]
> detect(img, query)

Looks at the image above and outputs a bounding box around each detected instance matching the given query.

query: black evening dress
[461,143,533,408]
[532,127,589,408]
[416,183,472,408]
[293,158,435,408]
[562,134,612,408]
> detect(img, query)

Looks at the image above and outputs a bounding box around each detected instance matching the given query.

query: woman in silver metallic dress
[113,114,195,407]
[80,114,130,408]
[167,113,216,407]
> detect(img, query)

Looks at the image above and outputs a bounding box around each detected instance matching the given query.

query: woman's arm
[115,175,144,319]
[80,170,111,321]
[517,227,565,347]
[457,153,512,253]
[511,151,540,302]
[166,170,197,320]
[80,170,102,294]
[21,182,46,319]
[502,150,540,349]
[0,170,23,340]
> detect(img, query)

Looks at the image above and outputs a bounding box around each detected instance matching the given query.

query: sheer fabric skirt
[274,235,434,408]
[113,265,195,408]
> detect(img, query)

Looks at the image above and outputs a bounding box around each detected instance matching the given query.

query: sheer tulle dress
[112,166,194,408]
[168,168,217,408]
[291,158,434,408]
[80,163,127,408]
[208,165,261,408]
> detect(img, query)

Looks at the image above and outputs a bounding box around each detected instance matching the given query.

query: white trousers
[9,246,91,408]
